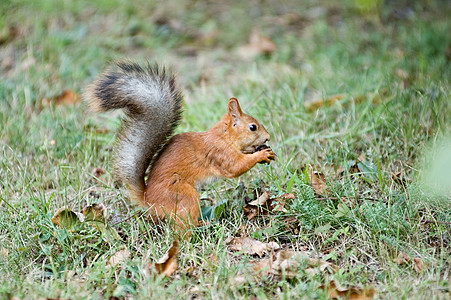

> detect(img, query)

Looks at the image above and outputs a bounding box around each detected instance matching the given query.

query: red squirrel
[84,62,275,232]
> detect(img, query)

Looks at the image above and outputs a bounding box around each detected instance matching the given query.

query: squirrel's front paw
[255,147,275,164]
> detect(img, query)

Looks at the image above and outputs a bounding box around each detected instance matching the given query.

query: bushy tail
[84,61,183,202]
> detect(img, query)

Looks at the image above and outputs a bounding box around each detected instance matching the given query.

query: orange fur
[143,98,274,230]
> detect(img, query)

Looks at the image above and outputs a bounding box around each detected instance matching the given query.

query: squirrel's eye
[249,124,257,131]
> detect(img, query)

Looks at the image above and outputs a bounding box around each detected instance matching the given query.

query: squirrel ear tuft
[228,97,243,121]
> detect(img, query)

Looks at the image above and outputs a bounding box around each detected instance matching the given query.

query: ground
[0,0,450,299]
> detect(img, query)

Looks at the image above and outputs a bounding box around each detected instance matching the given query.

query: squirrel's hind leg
[145,184,200,238]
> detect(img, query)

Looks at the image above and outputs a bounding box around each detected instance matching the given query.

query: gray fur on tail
[84,61,183,196]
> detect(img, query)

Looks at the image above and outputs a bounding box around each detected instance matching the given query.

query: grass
[1,0,450,299]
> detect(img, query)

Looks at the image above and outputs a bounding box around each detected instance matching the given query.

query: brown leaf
[271,250,305,278]
[82,203,106,221]
[393,251,410,265]
[154,240,179,277]
[91,167,105,178]
[304,94,346,112]
[248,191,271,206]
[283,216,300,233]
[307,166,328,195]
[321,281,376,299]
[42,90,80,106]
[394,252,425,273]
[243,191,271,220]
[243,191,291,220]
[107,249,130,268]
[270,193,293,211]
[242,204,258,220]
[250,250,336,279]
[412,257,425,273]
[51,207,85,230]
[251,258,273,276]
[55,90,80,105]
[237,29,276,60]
[81,203,122,243]
[226,237,279,257]
[305,256,338,276]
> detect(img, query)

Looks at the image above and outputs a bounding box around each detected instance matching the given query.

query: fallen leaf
[243,192,292,220]
[305,256,338,276]
[154,240,179,277]
[282,216,300,233]
[251,258,273,276]
[270,193,294,211]
[237,29,276,60]
[412,257,424,273]
[107,249,130,268]
[266,241,281,251]
[321,281,375,299]
[394,252,409,265]
[83,203,122,243]
[226,237,279,257]
[51,207,85,231]
[271,250,305,278]
[51,205,121,242]
[243,191,271,220]
[91,167,105,179]
[307,166,328,195]
[242,204,259,220]
[304,94,345,112]
[250,249,337,279]
[83,203,106,221]
[394,252,425,273]
[54,90,80,105]
[42,90,80,106]
[236,224,248,237]
[248,191,271,206]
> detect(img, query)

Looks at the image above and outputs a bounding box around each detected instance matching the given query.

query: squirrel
[84,61,275,232]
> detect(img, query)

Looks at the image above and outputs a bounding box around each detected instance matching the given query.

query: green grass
[1,0,450,299]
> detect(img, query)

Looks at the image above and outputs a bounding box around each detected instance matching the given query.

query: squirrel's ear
[228,97,242,126]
